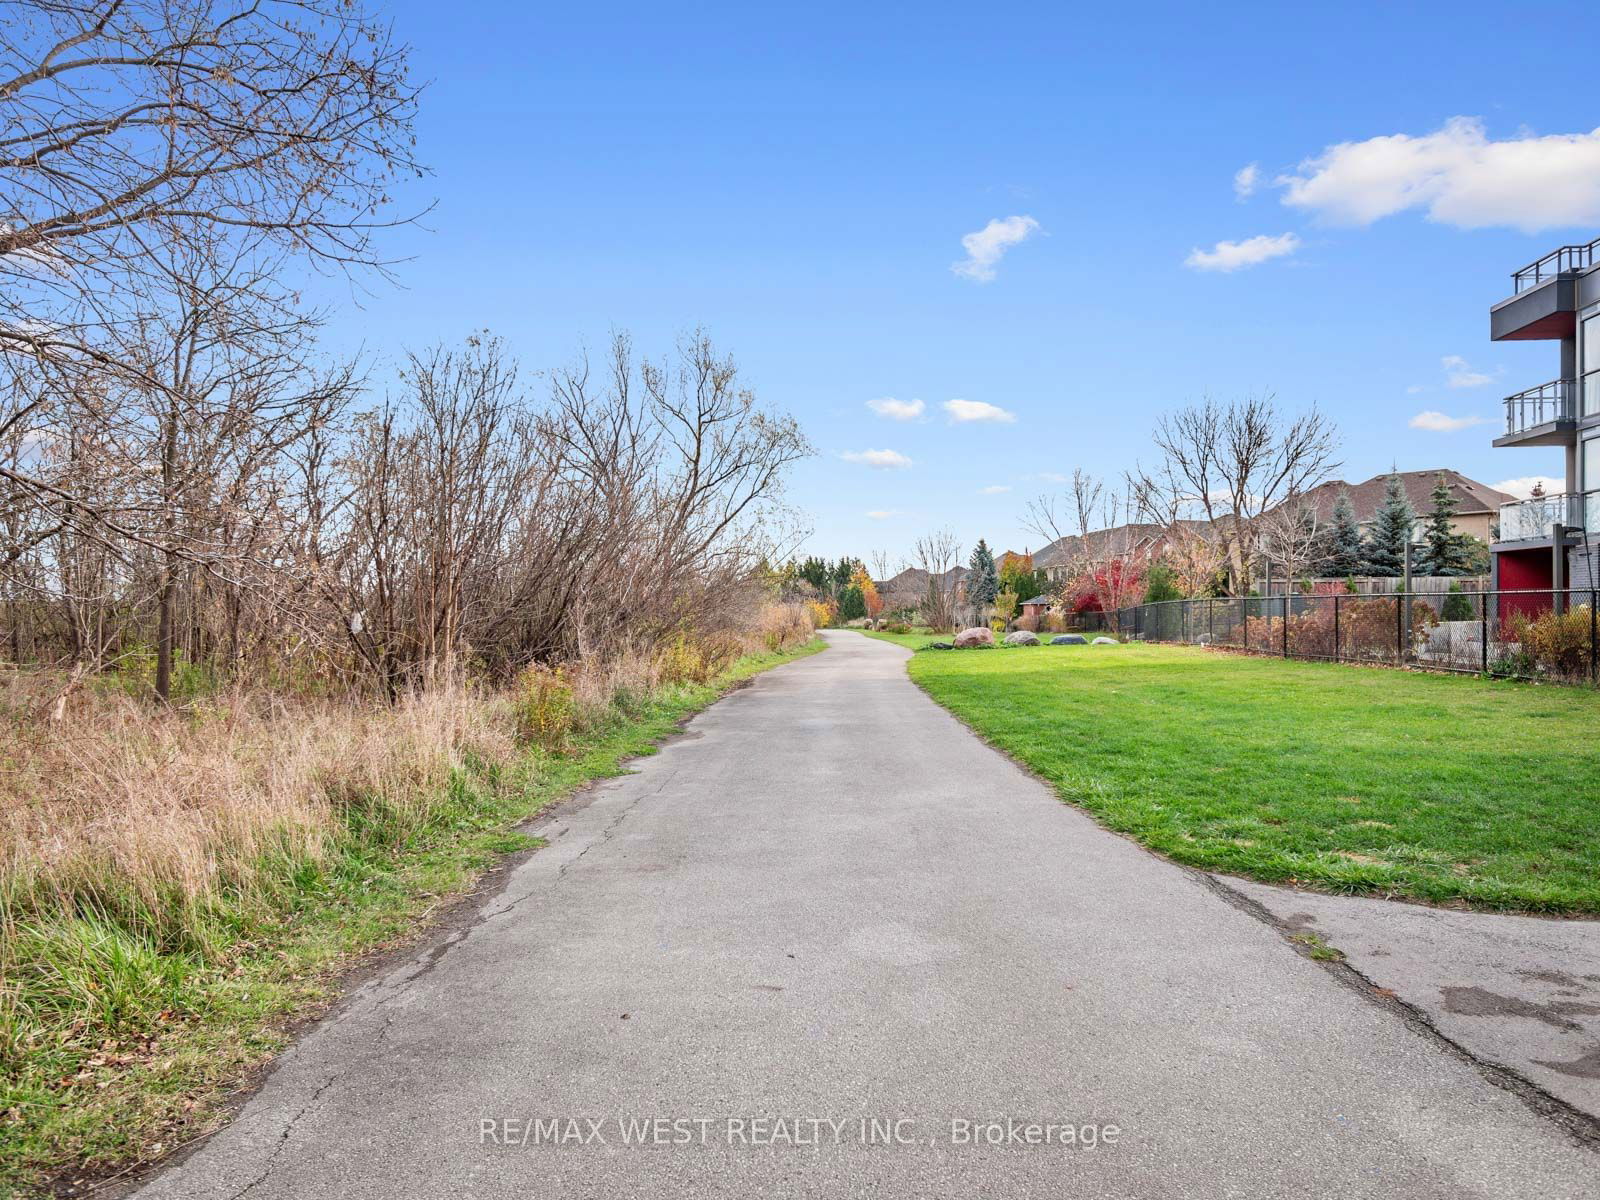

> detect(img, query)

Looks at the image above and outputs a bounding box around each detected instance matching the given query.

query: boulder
[928,641,954,650]
[1003,630,1039,646]
[1091,636,1119,645]
[953,626,995,649]
[1050,634,1088,645]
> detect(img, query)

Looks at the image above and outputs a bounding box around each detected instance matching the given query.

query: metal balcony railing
[1497,492,1585,541]
[1512,235,1600,293]
[1503,378,1576,434]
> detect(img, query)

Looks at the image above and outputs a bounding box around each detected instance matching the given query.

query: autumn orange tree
[999,551,1048,603]
[849,565,883,626]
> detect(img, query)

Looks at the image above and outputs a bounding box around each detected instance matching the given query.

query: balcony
[1490,234,1600,341]
[1494,378,1577,447]
[1496,492,1586,543]
[1512,237,1600,293]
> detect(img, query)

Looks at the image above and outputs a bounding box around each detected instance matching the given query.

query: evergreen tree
[1363,473,1414,577]
[796,556,830,594]
[1320,490,1365,577]
[966,539,999,613]
[836,584,866,621]
[1143,563,1182,602]
[1441,582,1475,621]
[830,557,856,594]
[1417,473,1475,576]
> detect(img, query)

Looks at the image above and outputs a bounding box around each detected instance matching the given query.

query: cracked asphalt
[126,632,1600,1199]
[1229,877,1600,1122]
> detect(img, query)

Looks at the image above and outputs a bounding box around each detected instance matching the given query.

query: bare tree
[1026,468,1148,615]
[869,550,895,585]
[1157,524,1227,599]
[1,0,423,556]
[911,529,961,632]
[1133,395,1339,594]
[1257,495,1326,590]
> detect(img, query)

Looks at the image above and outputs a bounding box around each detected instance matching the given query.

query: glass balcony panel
[1513,236,1600,293]
[1503,379,1576,434]
[1497,494,1582,542]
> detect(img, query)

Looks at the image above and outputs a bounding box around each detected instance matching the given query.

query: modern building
[1488,234,1600,595]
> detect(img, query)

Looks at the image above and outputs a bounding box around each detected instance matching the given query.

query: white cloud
[1277,117,1600,232]
[1233,163,1260,200]
[866,396,924,421]
[951,215,1040,283]
[1406,384,1425,395]
[1036,471,1069,483]
[943,398,1016,424]
[978,484,1011,494]
[865,509,903,519]
[1184,232,1300,273]
[1409,410,1488,432]
[1441,354,1493,388]
[1493,475,1565,499]
[841,448,912,469]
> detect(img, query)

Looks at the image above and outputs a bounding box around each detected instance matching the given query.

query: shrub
[1143,564,1182,603]
[756,601,814,652]
[515,664,575,750]
[1225,595,1409,661]
[1487,648,1537,679]
[1509,607,1596,679]
[1014,613,1040,633]
[657,633,711,685]
[100,644,218,704]
[1440,583,1475,622]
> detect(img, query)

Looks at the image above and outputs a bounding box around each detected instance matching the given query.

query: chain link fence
[1097,590,1600,687]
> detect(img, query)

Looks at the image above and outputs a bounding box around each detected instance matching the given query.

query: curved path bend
[130,631,1597,1199]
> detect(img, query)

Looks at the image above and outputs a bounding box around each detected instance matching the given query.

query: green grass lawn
[863,634,1600,913]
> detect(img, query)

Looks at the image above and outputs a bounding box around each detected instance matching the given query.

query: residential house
[1033,521,1212,585]
[876,565,968,613]
[1295,469,1513,546]
[1018,595,1053,619]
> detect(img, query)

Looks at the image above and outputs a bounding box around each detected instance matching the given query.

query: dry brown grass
[0,675,518,946]
[0,605,817,1191]
[0,603,816,945]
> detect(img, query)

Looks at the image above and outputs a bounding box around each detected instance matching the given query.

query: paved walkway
[1231,877,1600,1122]
[128,632,1598,1198]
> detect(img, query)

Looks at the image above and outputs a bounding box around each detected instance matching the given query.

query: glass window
[1586,435,1600,495]
[1585,314,1600,416]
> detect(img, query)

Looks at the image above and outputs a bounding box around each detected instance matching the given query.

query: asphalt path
[128,631,1599,1199]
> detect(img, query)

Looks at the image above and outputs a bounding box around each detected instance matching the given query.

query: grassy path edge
[9,638,825,1198]
[856,630,1600,916]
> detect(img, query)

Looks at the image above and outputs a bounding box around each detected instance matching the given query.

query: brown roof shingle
[1297,470,1513,524]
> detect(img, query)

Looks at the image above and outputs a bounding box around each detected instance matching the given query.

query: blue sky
[322,0,1600,564]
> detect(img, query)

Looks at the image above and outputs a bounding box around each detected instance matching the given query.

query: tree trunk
[156,552,176,702]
